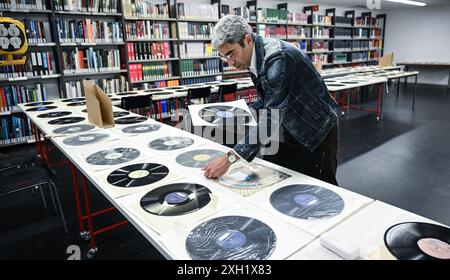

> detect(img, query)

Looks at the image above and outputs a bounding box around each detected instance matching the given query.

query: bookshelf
[0,0,386,147]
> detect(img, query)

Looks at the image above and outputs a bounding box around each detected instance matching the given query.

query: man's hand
[203,155,231,179]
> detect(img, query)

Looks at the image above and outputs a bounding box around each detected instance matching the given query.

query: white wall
[384,4,450,85]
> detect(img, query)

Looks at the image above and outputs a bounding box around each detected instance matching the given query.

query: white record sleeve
[159,202,315,260]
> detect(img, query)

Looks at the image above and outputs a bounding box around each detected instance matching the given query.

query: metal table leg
[413,74,418,111]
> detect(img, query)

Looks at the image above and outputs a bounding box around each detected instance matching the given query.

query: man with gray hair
[203,15,339,185]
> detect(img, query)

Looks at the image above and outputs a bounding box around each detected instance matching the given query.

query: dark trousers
[263,123,339,186]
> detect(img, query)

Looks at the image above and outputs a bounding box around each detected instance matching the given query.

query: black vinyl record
[122,123,161,134]
[175,149,224,168]
[115,116,147,124]
[113,111,130,118]
[140,183,211,216]
[26,106,57,112]
[24,101,54,107]
[52,124,95,134]
[199,105,252,125]
[116,91,138,96]
[186,215,277,260]
[148,136,194,151]
[86,147,140,166]
[62,97,85,103]
[384,222,450,260]
[67,101,86,106]
[107,163,169,188]
[62,132,110,146]
[48,116,85,125]
[270,184,345,220]
[37,111,72,118]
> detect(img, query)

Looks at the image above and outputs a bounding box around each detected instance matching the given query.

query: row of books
[125,21,171,40]
[0,52,55,78]
[61,48,121,74]
[178,22,214,39]
[258,25,286,39]
[334,16,353,27]
[309,15,333,26]
[22,19,49,44]
[1,0,46,10]
[287,12,308,25]
[287,27,311,39]
[126,42,171,61]
[355,17,379,28]
[179,42,216,58]
[65,76,128,97]
[0,84,47,112]
[237,89,258,105]
[181,76,216,85]
[257,8,287,23]
[233,7,257,22]
[127,0,170,18]
[136,79,180,91]
[129,62,174,82]
[174,2,219,21]
[334,28,353,39]
[53,0,119,13]
[312,27,331,39]
[0,115,33,145]
[180,59,221,77]
[311,41,329,52]
[56,19,123,43]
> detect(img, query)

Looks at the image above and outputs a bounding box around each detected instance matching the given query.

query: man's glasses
[219,48,238,61]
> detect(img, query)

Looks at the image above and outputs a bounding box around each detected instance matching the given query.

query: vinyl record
[86,147,140,166]
[219,164,290,189]
[107,163,169,188]
[52,124,95,134]
[62,132,110,146]
[37,111,72,118]
[186,215,277,260]
[116,91,138,96]
[67,101,86,106]
[24,101,54,107]
[122,123,161,134]
[269,184,345,220]
[149,136,194,151]
[199,105,252,125]
[48,117,85,125]
[113,111,130,118]
[140,183,211,216]
[26,106,57,112]
[384,222,450,260]
[115,116,147,124]
[176,149,224,168]
[62,97,85,103]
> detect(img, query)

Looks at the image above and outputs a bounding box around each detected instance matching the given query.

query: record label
[384,222,450,260]
[115,116,147,124]
[86,147,140,166]
[269,185,345,220]
[62,133,109,146]
[122,124,161,134]
[53,124,95,134]
[48,117,85,125]
[140,183,211,216]
[148,136,194,151]
[37,111,72,118]
[185,216,276,260]
[176,149,224,168]
[26,106,57,112]
[107,163,169,188]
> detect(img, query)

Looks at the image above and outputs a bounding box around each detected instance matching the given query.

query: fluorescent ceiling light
[385,0,427,6]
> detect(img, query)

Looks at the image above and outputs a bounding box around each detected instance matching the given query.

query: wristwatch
[227,150,238,164]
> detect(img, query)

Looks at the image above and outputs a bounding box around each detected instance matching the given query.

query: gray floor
[0,82,449,259]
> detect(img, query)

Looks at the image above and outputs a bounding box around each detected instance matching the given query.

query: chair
[187,86,211,105]
[120,94,153,117]
[378,52,394,67]
[0,160,68,234]
[218,83,238,102]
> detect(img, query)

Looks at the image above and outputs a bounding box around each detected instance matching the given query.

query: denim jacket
[233,34,338,161]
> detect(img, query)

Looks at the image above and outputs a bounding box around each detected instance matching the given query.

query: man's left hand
[203,155,231,179]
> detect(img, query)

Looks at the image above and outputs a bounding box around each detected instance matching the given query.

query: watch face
[228,154,236,163]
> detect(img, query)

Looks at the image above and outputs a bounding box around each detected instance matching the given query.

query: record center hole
[104,152,123,160]
[68,127,82,132]
[417,238,450,259]
[215,230,246,250]
[78,136,95,142]
[193,154,211,161]
[294,194,318,206]
[216,111,235,118]
[164,192,189,204]
[128,170,150,179]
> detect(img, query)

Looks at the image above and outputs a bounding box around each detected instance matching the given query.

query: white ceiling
[281,0,450,10]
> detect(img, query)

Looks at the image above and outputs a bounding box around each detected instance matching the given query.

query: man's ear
[244,33,253,45]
